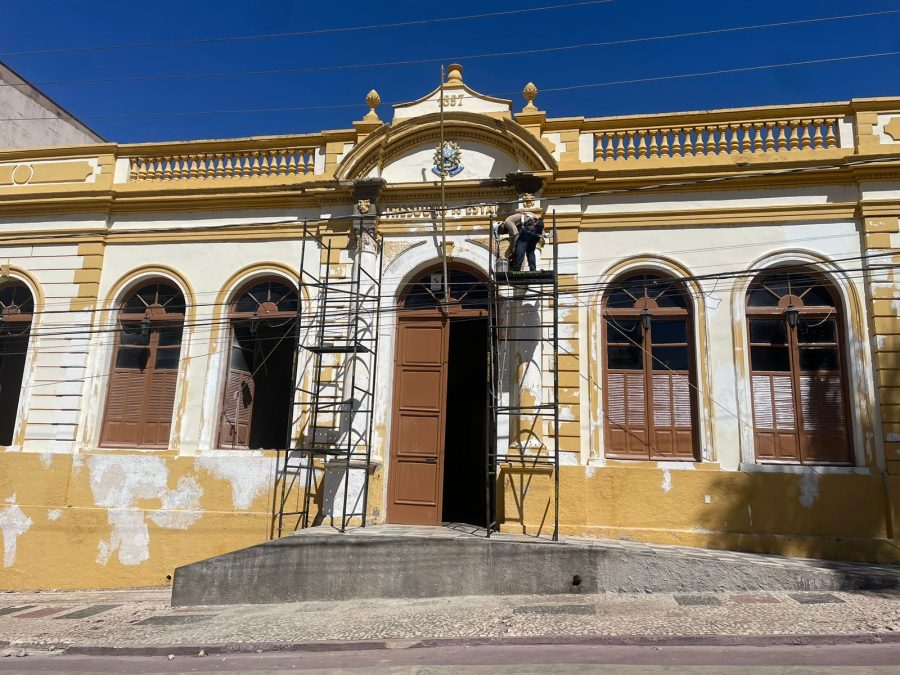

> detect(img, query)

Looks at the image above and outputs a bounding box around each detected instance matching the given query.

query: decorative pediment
[392,64,511,121]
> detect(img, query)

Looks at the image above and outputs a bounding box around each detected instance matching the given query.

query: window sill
[738,462,868,476]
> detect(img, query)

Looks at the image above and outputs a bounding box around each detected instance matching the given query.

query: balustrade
[594,117,841,162]
[127,147,320,181]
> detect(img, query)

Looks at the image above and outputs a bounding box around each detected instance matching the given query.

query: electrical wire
[3,9,896,88]
[5,48,900,121]
[0,1,617,57]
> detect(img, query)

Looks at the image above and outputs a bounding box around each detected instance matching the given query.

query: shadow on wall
[693,464,900,579]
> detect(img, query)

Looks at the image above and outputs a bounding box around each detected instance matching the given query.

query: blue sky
[2,0,899,143]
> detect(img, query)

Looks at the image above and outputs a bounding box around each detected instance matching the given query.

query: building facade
[0,61,104,149]
[1,65,900,589]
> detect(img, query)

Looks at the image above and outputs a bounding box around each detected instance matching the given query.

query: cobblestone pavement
[2,587,900,655]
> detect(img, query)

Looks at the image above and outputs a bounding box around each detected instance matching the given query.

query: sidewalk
[2,587,900,656]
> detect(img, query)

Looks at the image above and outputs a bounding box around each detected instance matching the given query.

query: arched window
[100,281,185,447]
[602,272,697,460]
[0,281,34,445]
[401,268,488,311]
[219,278,298,449]
[746,269,850,464]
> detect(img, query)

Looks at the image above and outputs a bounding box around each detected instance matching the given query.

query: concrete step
[171,526,900,606]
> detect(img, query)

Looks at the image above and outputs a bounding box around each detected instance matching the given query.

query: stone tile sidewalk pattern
[2,587,900,653]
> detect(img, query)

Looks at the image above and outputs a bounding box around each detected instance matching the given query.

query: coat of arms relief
[432,141,464,177]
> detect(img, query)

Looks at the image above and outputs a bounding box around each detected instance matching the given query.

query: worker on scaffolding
[496,208,544,271]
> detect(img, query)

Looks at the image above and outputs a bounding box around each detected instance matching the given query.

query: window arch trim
[601,269,699,462]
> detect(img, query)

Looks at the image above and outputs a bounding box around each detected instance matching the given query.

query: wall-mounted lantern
[784,303,800,329]
[140,316,151,341]
[640,307,652,331]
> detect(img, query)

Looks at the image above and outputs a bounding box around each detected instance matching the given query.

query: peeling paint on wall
[88,455,168,566]
[196,456,274,510]
[799,471,820,509]
[47,509,62,522]
[39,453,52,469]
[148,476,203,530]
[661,469,673,494]
[0,495,32,568]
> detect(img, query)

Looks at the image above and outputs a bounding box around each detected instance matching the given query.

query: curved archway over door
[387,267,489,526]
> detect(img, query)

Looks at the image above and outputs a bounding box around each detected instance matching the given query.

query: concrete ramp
[171,525,900,606]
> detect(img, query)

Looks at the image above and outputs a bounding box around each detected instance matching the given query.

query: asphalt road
[2,643,900,673]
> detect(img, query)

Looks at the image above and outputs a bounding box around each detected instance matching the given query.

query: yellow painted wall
[499,464,899,563]
[0,451,275,590]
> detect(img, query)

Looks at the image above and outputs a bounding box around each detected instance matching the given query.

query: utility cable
[4,48,900,121]
[0,1,617,58]
[2,9,895,88]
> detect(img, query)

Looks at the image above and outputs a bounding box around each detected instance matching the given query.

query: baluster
[825,118,837,148]
[129,159,140,181]
[286,151,298,175]
[684,127,697,157]
[248,151,259,177]
[666,128,680,157]
[175,156,186,180]
[304,149,315,174]
[776,121,788,151]
[235,153,246,177]
[659,129,671,158]
[624,131,636,159]
[739,123,751,153]
[614,132,626,160]
[637,133,648,159]
[788,121,801,150]
[274,149,286,175]
[158,156,169,180]
[811,119,824,150]
[763,122,775,152]
[800,120,812,150]
[648,129,659,158]
[200,153,212,179]
[214,155,225,179]
[187,155,198,180]
[602,134,614,161]
[703,126,715,155]
[715,125,727,155]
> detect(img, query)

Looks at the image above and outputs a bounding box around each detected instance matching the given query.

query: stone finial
[522,82,538,112]
[446,64,464,85]
[364,89,381,121]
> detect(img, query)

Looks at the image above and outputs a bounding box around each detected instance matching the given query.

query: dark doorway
[441,316,489,527]
[0,330,30,445]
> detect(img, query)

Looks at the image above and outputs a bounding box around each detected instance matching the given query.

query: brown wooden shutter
[219,367,255,448]
[751,374,799,461]
[606,372,647,457]
[100,368,146,446]
[142,369,178,447]
[651,373,694,458]
[799,374,849,462]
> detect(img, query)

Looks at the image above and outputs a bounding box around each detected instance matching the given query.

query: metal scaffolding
[275,221,383,536]
[486,212,561,540]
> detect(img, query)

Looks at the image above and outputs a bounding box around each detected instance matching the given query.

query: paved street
[2,643,900,673]
[2,587,900,659]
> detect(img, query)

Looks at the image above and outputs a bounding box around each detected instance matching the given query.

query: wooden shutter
[651,373,694,459]
[799,374,849,462]
[218,366,255,448]
[751,374,799,461]
[606,372,647,458]
[142,369,178,447]
[100,368,147,446]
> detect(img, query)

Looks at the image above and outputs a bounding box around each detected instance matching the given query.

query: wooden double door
[387,310,488,526]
